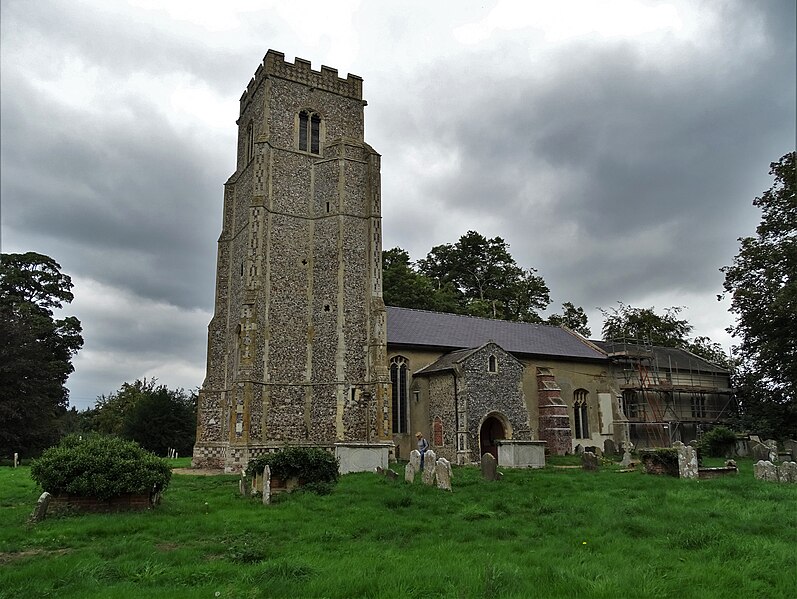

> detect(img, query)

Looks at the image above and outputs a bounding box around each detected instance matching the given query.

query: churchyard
[1,457,795,599]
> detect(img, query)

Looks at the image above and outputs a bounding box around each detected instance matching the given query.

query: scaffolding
[605,338,736,449]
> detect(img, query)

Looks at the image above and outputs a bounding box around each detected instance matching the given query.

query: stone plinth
[496,440,546,469]
[335,442,393,475]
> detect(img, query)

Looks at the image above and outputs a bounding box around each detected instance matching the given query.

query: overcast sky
[1,0,794,410]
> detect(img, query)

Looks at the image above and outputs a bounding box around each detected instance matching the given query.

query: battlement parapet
[240,50,363,114]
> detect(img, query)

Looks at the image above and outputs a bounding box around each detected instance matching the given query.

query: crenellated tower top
[239,50,364,115]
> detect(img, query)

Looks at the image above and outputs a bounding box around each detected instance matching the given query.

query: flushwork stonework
[193,51,390,471]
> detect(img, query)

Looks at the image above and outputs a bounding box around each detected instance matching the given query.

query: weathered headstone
[621,450,633,467]
[29,491,51,523]
[581,451,599,471]
[784,439,797,460]
[262,465,271,505]
[750,441,770,462]
[409,449,421,472]
[405,462,417,483]
[422,450,437,485]
[755,460,779,482]
[778,461,797,484]
[574,444,584,454]
[239,472,249,496]
[435,458,452,491]
[481,452,500,481]
[604,439,617,455]
[13,453,19,468]
[674,442,699,479]
[764,439,778,462]
[385,469,398,481]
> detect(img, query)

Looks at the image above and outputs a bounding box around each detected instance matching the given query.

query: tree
[417,231,551,321]
[722,152,796,438]
[547,302,592,337]
[82,378,197,456]
[0,252,83,457]
[382,248,461,313]
[600,303,693,346]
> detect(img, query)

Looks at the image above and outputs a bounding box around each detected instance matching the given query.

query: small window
[488,355,497,373]
[246,121,254,163]
[573,389,589,439]
[298,110,321,154]
[621,389,639,419]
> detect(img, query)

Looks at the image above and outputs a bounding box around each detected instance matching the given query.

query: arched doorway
[480,416,506,459]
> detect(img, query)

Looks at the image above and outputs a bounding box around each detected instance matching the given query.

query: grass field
[0,457,795,598]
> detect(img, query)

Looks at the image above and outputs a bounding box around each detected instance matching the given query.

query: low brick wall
[698,466,738,480]
[49,493,154,513]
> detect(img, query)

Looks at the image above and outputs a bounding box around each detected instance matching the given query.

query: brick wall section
[536,367,573,455]
[50,494,153,513]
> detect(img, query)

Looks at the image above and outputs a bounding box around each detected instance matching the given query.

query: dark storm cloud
[375,1,795,310]
[0,68,223,310]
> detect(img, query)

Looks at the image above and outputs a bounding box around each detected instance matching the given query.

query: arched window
[573,389,589,439]
[488,354,497,373]
[298,110,321,154]
[390,356,409,434]
[246,121,254,163]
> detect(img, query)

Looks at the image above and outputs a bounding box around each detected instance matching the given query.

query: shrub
[700,426,737,457]
[246,447,339,491]
[639,448,679,476]
[30,433,171,500]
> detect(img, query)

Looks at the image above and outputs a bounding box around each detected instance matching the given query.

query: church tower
[193,51,390,470]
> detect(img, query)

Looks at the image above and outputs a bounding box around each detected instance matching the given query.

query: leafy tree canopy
[600,303,693,347]
[0,252,83,457]
[546,302,592,337]
[722,151,796,438]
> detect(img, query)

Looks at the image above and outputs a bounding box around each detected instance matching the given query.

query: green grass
[0,459,795,598]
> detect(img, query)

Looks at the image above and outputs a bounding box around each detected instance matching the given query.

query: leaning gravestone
[604,439,617,456]
[581,451,599,471]
[406,450,421,483]
[435,458,452,491]
[574,444,584,454]
[764,440,779,462]
[422,450,437,485]
[674,442,698,479]
[29,491,51,523]
[481,452,500,481]
[262,465,271,505]
[778,461,797,484]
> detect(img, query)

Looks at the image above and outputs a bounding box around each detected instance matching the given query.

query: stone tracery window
[573,388,589,439]
[298,110,321,154]
[390,356,409,434]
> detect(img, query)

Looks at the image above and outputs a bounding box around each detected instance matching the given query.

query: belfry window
[390,356,409,434]
[298,110,321,154]
[573,389,589,439]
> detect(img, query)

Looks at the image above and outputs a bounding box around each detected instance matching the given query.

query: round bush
[246,446,339,490]
[700,426,737,457]
[30,434,171,500]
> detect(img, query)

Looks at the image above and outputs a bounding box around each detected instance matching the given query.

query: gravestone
[404,462,417,483]
[435,458,452,491]
[750,441,770,462]
[13,453,19,468]
[604,439,617,455]
[385,469,399,481]
[621,450,633,467]
[409,450,421,472]
[784,439,797,460]
[778,461,797,484]
[754,460,778,482]
[422,450,437,485]
[29,491,51,523]
[674,442,698,479]
[481,452,500,481]
[239,472,249,496]
[764,440,778,462]
[375,466,383,475]
[262,465,271,505]
[574,444,584,454]
[581,451,599,471]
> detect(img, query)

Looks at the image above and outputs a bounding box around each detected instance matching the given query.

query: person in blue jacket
[416,431,429,470]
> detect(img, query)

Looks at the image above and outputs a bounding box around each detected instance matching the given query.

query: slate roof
[386,306,607,361]
[591,340,729,374]
[413,347,482,375]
